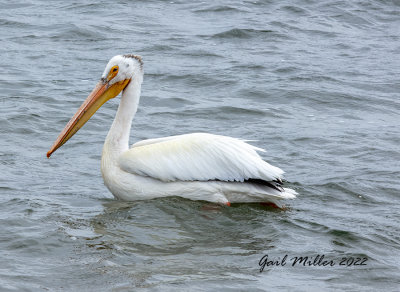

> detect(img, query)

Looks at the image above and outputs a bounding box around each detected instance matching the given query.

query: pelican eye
[107,65,119,80]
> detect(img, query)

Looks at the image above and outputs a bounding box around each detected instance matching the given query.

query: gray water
[1,0,399,291]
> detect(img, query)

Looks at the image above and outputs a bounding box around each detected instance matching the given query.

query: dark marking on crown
[123,54,143,69]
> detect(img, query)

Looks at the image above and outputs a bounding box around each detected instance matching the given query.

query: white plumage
[121,133,283,183]
[48,54,297,207]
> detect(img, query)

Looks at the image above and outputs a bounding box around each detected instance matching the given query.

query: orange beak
[47,78,130,158]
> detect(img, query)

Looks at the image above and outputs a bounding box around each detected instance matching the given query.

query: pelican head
[47,54,143,158]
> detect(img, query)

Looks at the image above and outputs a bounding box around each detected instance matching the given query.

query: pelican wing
[119,133,284,183]
[130,135,183,148]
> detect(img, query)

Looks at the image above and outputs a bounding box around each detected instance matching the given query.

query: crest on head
[102,54,143,85]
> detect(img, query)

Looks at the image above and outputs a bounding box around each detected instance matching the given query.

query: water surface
[1,0,399,291]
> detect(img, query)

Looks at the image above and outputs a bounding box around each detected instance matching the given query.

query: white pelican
[47,54,296,207]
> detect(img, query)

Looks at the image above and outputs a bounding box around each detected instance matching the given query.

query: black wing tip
[245,178,284,192]
[207,178,285,192]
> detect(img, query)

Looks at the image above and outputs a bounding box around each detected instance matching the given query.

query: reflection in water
[86,198,278,287]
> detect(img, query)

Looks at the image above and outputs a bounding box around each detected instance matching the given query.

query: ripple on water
[1,0,399,290]
[203,28,291,42]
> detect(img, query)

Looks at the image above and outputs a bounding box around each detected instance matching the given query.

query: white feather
[118,133,284,183]
[86,55,297,206]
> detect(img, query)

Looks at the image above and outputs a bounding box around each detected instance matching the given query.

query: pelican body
[47,55,296,206]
